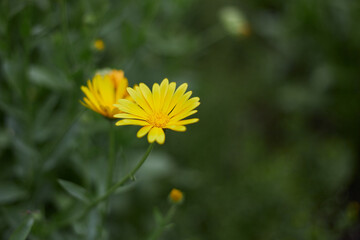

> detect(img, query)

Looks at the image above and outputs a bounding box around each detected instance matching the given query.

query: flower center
[148,112,170,128]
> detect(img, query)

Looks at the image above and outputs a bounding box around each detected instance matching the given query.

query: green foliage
[58,179,90,203]
[9,214,35,240]
[1,0,360,239]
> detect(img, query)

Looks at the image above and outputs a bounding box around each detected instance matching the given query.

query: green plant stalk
[49,142,155,232]
[76,142,155,223]
[88,142,154,209]
[148,205,177,240]
[107,122,116,193]
[98,121,116,237]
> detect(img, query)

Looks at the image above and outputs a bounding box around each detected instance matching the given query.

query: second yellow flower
[80,69,130,118]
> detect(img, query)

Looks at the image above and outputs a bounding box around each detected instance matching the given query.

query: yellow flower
[93,39,105,51]
[80,70,129,118]
[169,188,184,204]
[114,78,200,144]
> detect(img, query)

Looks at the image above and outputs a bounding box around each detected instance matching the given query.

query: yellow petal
[165,125,186,132]
[170,110,198,122]
[113,113,147,120]
[164,83,188,114]
[139,83,155,110]
[168,91,193,118]
[127,87,152,114]
[170,99,200,120]
[159,78,169,107]
[155,128,165,144]
[115,99,148,118]
[80,100,91,110]
[115,119,149,126]
[147,127,158,143]
[161,82,176,113]
[80,98,93,111]
[90,76,104,106]
[94,75,114,106]
[104,76,115,105]
[168,118,199,126]
[137,125,153,138]
[115,77,128,101]
[86,79,97,99]
[81,86,101,112]
[152,83,161,112]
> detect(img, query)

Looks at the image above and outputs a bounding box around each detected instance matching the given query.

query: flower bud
[93,39,105,51]
[169,188,184,204]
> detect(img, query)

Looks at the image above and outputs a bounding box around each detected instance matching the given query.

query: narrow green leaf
[27,65,70,90]
[165,223,174,230]
[0,183,27,204]
[58,179,89,203]
[9,215,34,240]
[153,207,163,224]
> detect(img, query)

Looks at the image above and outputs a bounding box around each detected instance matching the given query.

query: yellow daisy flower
[114,78,200,144]
[80,69,130,118]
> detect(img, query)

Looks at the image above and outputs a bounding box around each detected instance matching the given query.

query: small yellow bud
[93,39,105,51]
[169,188,184,204]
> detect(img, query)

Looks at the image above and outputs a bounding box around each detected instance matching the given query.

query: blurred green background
[1,0,360,239]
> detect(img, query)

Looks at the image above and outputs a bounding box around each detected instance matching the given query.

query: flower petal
[168,91,193,118]
[152,83,161,112]
[168,118,199,126]
[115,119,149,126]
[113,113,147,120]
[81,86,101,110]
[155,128,165,144]
[137,125,153,138]
[170,99,200,120]
[164,83,188,114]
[139,83,155,110]
[165,125,186,132]
[159,78,169,107]
[147,127,158,143]
[169,110,198,122]
[127,87,152,114]
[161,82,176,113]
[115,99,148,118]
[115,77,128,101]
[95,75,114,106]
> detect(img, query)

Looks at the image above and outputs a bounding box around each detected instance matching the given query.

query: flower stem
[99,121,116,236]
[82,142,155,216]
[107,122,115,192]
[47,142,155,233]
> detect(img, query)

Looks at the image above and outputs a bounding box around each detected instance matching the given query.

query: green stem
[98,121,116,236]
[148,205,177,240]
[50,142,155,232]
[46,142,156,235]
[107,122,115,190]
[81,142,155,217]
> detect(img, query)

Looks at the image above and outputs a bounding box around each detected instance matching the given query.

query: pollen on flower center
[148,112,169,128]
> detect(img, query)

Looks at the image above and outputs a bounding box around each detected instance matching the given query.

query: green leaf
[164,223,174,230]
[9,215,34,240]
[0,183,27,204]
[58,179,90,203]
[27,65,71,90]
[153,207,163,224]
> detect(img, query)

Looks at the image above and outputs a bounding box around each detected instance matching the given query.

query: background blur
[1,0,360,239]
